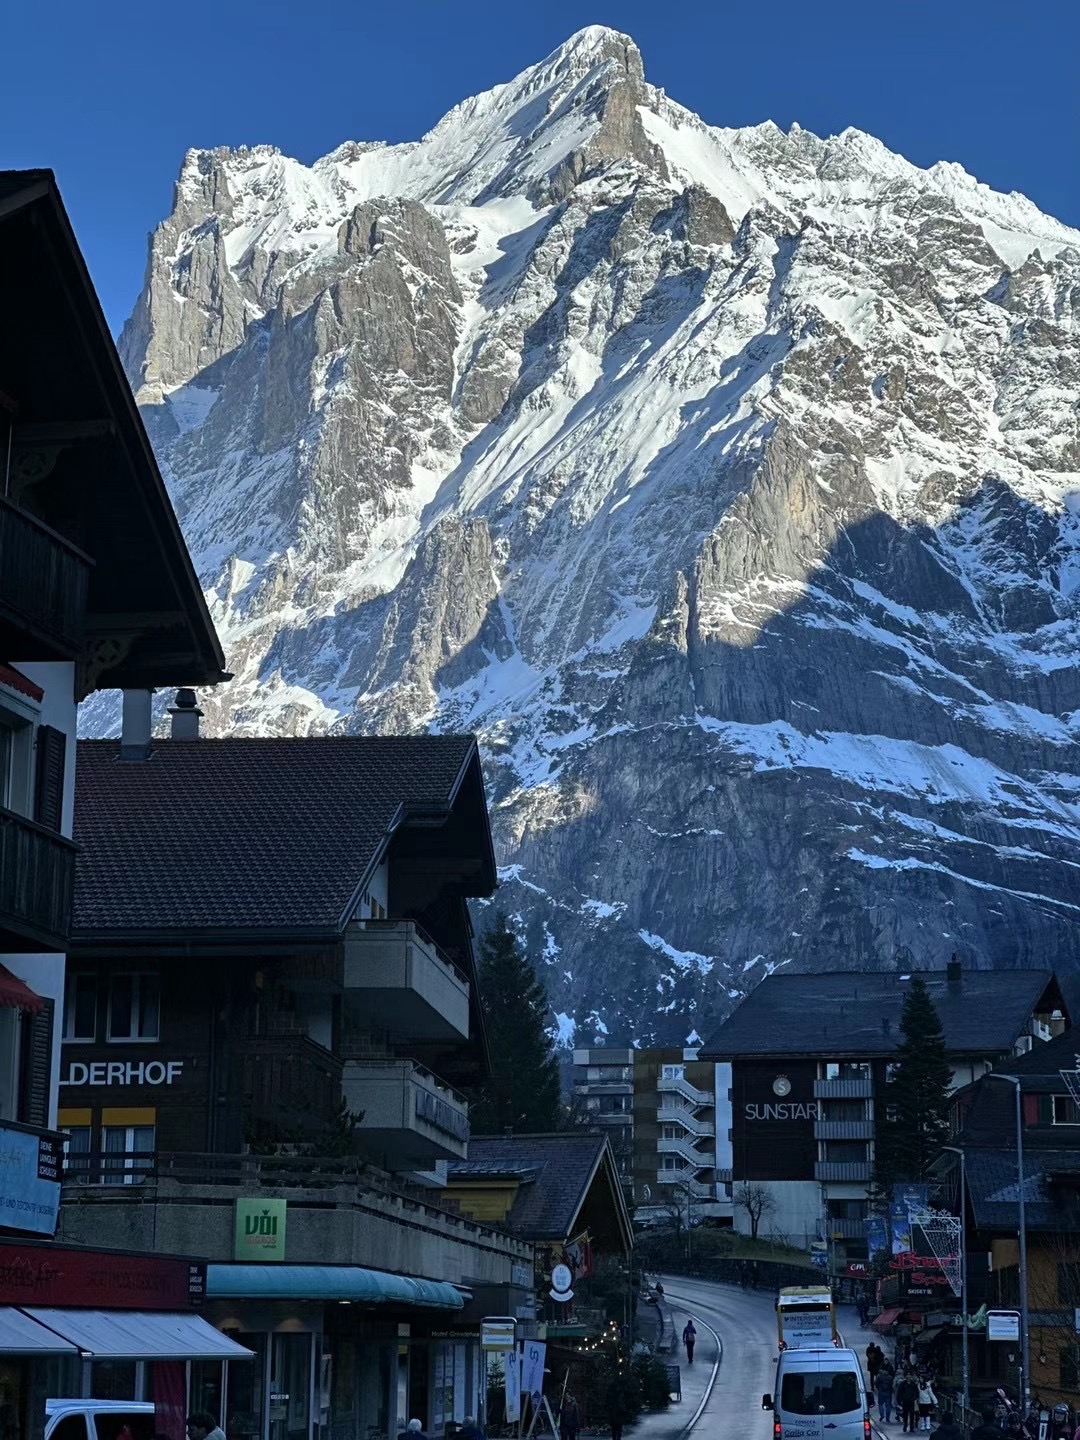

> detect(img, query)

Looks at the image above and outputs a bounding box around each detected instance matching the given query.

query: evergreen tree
[469,912,562,1133]
[875,973,953,1193]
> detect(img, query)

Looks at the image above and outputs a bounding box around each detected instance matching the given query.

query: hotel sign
[61,1060,185,1087]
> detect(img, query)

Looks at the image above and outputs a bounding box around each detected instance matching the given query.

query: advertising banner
[864,1215,888,1259]
[504,1347,521,1423]
[521,1340,546,1402]
[890,1184,929,1254]
[234,1198,287,1260]
[0,1239,206,1308]
[0,1123,62,1236]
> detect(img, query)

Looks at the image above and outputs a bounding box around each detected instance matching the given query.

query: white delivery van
[45,1400,157,1440]
[762,1346,869,1440]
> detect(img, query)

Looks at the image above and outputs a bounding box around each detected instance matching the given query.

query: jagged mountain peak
[100,29,1080,1046]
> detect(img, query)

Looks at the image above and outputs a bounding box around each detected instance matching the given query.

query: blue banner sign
[0,1122,62,1236]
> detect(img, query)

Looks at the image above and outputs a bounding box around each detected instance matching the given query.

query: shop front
[0,1238,250,1440]
[202,1266,487,1440]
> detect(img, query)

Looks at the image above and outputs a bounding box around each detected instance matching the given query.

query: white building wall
[714,1062,733,1172]
[733,1179,821,1249]
[3,660,77,1128]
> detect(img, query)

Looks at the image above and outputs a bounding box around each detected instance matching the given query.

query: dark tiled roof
[702,969,1064,1058]
[450,1134,610,1241]
[963,1147,1080,1232]
[1003,1025,1080,1085]
[74,736,483,935]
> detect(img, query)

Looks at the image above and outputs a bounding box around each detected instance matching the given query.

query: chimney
[169,688,203,740]
[119,689,153,761]
[947,953,962,989]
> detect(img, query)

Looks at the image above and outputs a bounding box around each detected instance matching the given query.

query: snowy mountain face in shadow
[104,26,1080,1044]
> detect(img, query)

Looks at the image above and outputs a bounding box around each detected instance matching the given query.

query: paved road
[659,1276,779,1440]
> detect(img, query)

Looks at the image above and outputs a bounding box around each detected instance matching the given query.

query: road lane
[660,1277,780,1440]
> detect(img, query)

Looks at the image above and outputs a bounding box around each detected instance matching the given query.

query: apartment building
[570,1048,634,1177]
[702,961,1068,1253]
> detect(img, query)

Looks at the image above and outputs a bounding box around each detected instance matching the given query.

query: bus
[776,1285,840,1350]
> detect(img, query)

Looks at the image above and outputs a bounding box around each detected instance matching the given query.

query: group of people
[865,1344,942,1433]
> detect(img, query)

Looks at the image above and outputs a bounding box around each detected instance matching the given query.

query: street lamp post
[985,1073,1030,1417]
[941,1145,970,1418]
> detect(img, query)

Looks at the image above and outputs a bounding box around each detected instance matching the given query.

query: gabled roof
[73,735,494,938]
[1002,1025,1080,1085]
[449,1133,631,1249]
[702,968,1065,1059]
[962,1147,1080,1232]
[0,170,226,688]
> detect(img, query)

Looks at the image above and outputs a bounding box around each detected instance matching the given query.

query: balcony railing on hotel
[234,1033,343,1132]
[0,496,91,657]
[0,805,77,952]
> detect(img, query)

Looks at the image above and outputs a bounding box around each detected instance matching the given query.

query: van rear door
[779,1362,863,1440]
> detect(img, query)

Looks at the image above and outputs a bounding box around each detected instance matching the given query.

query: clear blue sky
[4,0,1077,334]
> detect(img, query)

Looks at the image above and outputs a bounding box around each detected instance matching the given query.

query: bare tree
[734,1182,777,1241]
[1026,1232,1080,1400]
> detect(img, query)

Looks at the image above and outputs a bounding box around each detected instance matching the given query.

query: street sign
[482,1318,517,1351]
[987,1310,1021,1341]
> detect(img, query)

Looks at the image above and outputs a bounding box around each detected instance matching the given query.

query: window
[825,1061,871,1080]
[663,1124,682,1140]
[107,973,160,1042]
[1061,1343,1080,1394]
[661,1155,679,1172]
[661,1065,685,1081]
[822,1099,868,1122]
[0,707,34,815]
[101,1124,154,1185]
[1053,1095,1080,1125]
[780,1371,860,1416]
[63,972,98,1042]
[823,1140,869,1163]
[62,1125,92,1184]
[827,1198,868,1220]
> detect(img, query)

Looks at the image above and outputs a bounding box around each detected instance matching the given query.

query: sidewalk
[623,1300,718,1440]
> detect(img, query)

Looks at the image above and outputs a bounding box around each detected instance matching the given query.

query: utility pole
[987,1073,1030,1416]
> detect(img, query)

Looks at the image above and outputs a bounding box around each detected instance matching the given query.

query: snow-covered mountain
[110,26,1080,1044]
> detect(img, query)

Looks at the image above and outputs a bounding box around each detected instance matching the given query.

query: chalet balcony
[825,1216,869,1239]
[815,1119,875,1140]
[343,920,470,1041]
[0,496,91,659]
[0,806,76,951]
[343,1058,469,1166]
[234,1033,344,1136]
[815,1161,872,1182]
[814,1077,874,1099]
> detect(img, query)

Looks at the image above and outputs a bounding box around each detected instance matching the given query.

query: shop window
[63,972,98,1041]
[108,973,160,1042]
[226,1332,267,1440]
[101,1122,155,1184]
[91,1359,138,1400]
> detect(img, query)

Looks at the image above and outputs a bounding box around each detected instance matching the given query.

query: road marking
[661,1294,723,1437]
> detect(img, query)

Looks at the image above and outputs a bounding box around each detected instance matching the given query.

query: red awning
[872,1306,903,1332]
[0,965,45,1013]
[0,665,44,702]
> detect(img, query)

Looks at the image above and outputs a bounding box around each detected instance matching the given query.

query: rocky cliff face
[107,26,1080,1044]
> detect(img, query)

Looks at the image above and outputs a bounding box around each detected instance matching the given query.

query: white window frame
[101,1123,155,1185]
[0,697,37,816]
[63,971,98,1042]
[661,1064,685,1080]
[1052,1094,1080,1126]
[0,1006,22,1121]
[106,971,160,1043]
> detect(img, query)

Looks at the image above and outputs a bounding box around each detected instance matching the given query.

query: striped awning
[0,965,45,1013]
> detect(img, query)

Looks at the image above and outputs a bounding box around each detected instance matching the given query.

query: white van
[762,1346,869,1440]
[45,1400,157,1440]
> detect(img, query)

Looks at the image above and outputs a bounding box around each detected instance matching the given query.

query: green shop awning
[206,1265,466,1310]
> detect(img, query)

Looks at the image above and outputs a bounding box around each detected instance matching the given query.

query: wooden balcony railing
[0,496,91,657]
[234,1033,344,1132]
[0,805,76,951]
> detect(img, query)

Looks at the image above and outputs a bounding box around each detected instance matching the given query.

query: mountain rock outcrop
[105,26,1080,1044]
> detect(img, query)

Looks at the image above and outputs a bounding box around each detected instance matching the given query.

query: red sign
[0,1240,206,1309]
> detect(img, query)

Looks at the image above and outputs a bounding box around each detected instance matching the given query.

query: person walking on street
[929,1412,965,1440]
[970,1410,1003,1440]
[876,1366,895,1425]
[917,1378,937,1431]
[896,1373,919,1433]
[683,1319,697,1364]
[868,1345,884,1390]
[857,1294,871,1327]
[559,1394,580,1440]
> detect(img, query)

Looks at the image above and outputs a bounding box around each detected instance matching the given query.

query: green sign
[234,1198,287,1261]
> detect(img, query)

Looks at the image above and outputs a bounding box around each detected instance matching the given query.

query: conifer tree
[469,912,562,1133]
[875,973,953,1192]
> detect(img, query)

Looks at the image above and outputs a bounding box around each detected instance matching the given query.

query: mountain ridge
[95,26,1080,1047]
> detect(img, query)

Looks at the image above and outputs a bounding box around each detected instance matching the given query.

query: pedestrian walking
[559,1394,580,1440]
[399,1421,429,1440]
[929,1412,965,1440]
[969,1410,1003,1440]
[857,1294,871,1327]
[876,1367,895,1425]
[917,1379,937,1432]
[868,1345,884,1389]
[683,1319,697,1364]
[896,1373,919,1433]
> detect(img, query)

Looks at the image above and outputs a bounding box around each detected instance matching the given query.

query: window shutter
[20,998,55,1128]
[34,725,67,832]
